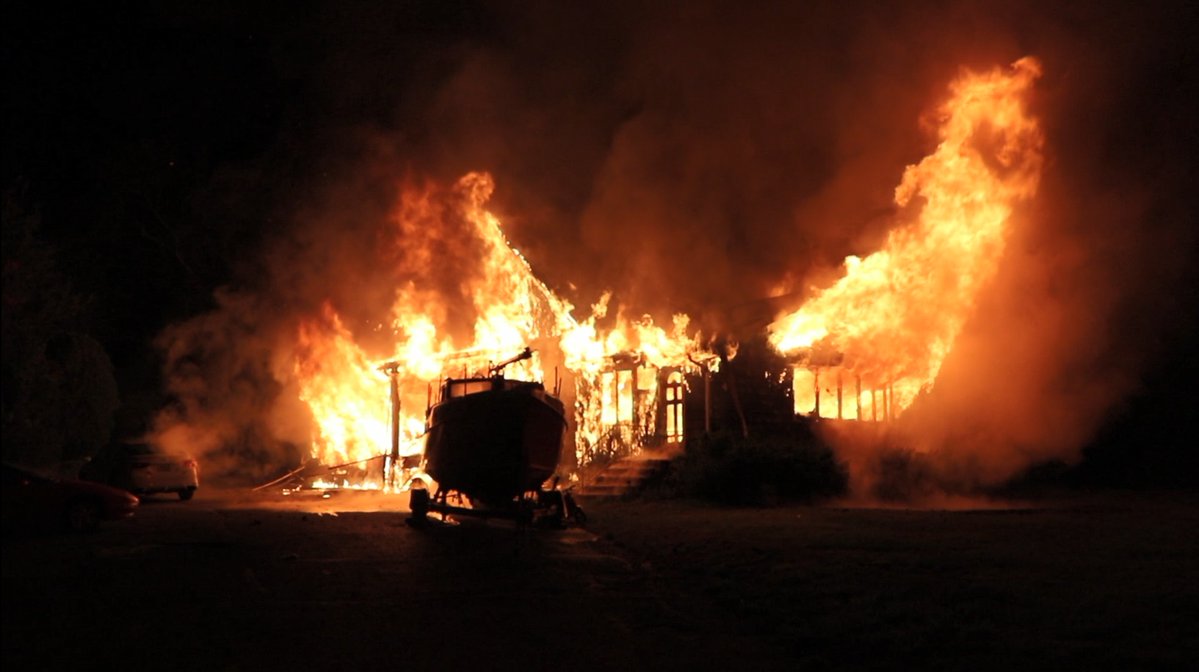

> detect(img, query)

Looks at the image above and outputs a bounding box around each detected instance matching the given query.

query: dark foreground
[3,488,1197,671]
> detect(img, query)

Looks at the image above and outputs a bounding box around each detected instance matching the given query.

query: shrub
[673,428,846,506]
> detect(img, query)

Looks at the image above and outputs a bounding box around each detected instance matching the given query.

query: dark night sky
[4,0,1197,480]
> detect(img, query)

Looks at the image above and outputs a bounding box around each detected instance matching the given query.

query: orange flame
[770,57,1044,418]
[294,303,393,471]
[291,173,706,487]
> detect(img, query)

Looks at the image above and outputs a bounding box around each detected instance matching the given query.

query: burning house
[154,55,1050,497]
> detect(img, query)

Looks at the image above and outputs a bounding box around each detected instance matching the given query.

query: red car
[2,463,139,533]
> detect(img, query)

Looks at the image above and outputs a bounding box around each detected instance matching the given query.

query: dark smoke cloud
[155,0,1196,484]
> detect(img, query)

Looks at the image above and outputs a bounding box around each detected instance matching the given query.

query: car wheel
[178,488,195,501]
[66,499,101,533]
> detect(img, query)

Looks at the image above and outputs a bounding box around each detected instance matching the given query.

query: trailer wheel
[408,487,429,525]
[570,505,588,527]
[564,492,587,526]
[515,500,536,527]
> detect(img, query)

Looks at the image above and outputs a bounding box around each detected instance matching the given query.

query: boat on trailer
[409,348,585,527]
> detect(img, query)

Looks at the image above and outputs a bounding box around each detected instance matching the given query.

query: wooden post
[704,366,712,434]
[836,370,843,420]
[388,368,401,490]
[855,375,862,422]
[813,370,821,419]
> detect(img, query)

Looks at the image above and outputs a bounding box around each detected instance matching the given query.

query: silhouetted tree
[2,186,119,469]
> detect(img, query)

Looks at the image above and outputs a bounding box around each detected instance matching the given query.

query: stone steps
[576,456,673,499]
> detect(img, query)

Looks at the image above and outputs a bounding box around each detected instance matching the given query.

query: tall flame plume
[770,58,1044,419]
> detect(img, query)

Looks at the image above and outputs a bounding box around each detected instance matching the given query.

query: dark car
[80,441,199,501]
[2,463,139,533]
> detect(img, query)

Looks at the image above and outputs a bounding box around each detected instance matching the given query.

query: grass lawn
[583,489,1199,670]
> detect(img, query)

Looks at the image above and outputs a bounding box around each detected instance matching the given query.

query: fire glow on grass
[769,58,1044,419]
[292,173,706,489]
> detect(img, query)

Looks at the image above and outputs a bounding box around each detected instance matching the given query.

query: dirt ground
[3,487,1197,671]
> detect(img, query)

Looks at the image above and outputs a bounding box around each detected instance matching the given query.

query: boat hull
[424,382,566,507]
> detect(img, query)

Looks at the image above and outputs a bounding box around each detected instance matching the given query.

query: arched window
[664,371,685,442]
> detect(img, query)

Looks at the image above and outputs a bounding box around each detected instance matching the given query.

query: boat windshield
[443,377,540,399]
[446,379,493,398]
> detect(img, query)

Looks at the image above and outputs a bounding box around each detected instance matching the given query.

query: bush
[673,429,846,506]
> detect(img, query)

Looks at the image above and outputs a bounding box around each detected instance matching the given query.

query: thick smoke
[154,290,312,483]
[153,1,1196,487]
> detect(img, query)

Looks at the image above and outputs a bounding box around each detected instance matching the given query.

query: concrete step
[576,456,673,499]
